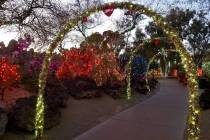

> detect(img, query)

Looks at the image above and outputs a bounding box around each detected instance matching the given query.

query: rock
[105,89,121,99]
[74,78,97,91]
[148,78,158,89]
[62,77,100,99]
[46,91,69,108]
[199,89,210,110]
[45,104,61,129]
[0,107,7,138]
[72,90,101,99]
[8,96,61,132]
[108,80,126,90]
[135,86,149,95]
[45,76,70,108]
[199,78,209,89]
[45,85,69,108]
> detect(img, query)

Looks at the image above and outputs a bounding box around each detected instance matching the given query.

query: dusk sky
[0,0,209,49]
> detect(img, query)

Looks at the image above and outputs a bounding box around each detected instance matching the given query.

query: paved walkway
[75,79,188,140]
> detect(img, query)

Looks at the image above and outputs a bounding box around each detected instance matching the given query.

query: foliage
[119,53,129,71]
[56,46,96,79]
[166,8,210,67]
[0,57,20,99]
[81,31,125,55]
[16,34,34,52]
[56,45,125,86]
[0,0,103,46]
[149,61,159,70]
[203,62,210,77]
[0,57,20,85]
[131,55,147,78]
[0,36,61,93]
[92,51,125,86]
[147,68,163,77]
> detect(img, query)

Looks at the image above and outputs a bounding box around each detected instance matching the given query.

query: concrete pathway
[75,79,188,140]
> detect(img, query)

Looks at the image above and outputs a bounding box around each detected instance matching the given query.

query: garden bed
[2,88,157,140]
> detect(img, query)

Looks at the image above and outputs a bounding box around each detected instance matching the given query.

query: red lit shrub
[0,57,21,100]
[56,45,125,86]
[56,46,96,79]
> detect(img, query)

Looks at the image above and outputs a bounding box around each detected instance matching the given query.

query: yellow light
[34,2,200,140]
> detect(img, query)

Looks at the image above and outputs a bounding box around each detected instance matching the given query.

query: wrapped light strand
[35,2,200,140]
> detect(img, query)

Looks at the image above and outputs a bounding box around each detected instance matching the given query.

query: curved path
[75,79,188,140]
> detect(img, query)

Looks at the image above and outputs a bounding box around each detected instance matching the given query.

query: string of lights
[35,2,200,140]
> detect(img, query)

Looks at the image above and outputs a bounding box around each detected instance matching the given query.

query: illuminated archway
[35,2,200,140]
[146,48,178,77]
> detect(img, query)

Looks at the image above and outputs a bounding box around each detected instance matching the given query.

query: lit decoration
[103,3,115,17]
[152,39,161,46]
[146,52,162,77]
[197,67,203,77]
[131,55,147,79]
[16,34,34,53]
[119,54,129,71]
[202,62,210,77]
[35,93,44,139]
[35,2,200,140]
[82,16,88,23]
[28,55,60,76]
[91,51,125,86]
[56,46,96,79]
[0,57,21,100]
[171,69,178,77]
[147,68,163,77]
[56,45,125,87]
[145,48,178,78]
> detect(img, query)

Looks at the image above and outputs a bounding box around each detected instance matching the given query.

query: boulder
[199,78,209,89]
[108,79,126,90]
[45,85,69,108]
[73,90,101,99]
[62,77,100,99]
[148,78,158,89]
[105,89,121,99]
[8,96,61,132]
[0,107,7,138]
[74,78,97,91]
[135,86,149,95]
[199,89,210,110]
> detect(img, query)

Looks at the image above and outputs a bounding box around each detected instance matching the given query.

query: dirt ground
[200,110,210,140]
[1,84,209,140]
[2,89,157,140]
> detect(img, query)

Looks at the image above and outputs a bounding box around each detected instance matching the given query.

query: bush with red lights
[56,45,125,86]
[56,46,96,79]
[0,57,21,100]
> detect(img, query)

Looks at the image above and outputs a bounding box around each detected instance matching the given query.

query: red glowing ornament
[171,69,178,77]
[82,16,88,23]
[153,39,161,46]
[197,68,203,77]
[103,3,115,17]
